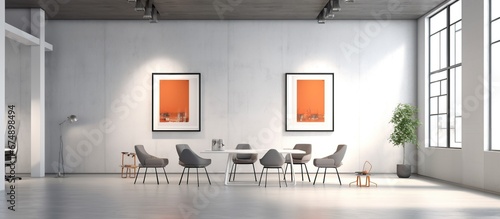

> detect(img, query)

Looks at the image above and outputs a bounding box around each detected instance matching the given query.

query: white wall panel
[45,22,106,174]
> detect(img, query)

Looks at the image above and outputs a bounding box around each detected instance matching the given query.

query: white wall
[5,39,32,174]
[5,9,31,33]
[417,0,500,194]
[1,0,5,191]
[5,9,49,176]
[38,20,417,174]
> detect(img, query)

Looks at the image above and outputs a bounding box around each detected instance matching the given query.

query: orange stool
[349,161,377,187]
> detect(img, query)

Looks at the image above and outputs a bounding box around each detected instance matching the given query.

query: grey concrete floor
[2,173,500,219]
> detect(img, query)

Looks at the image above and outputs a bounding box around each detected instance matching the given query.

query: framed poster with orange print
[285,73,334,132]
[152,73,201,132]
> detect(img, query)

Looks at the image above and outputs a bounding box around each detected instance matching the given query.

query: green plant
[389,103,420,165]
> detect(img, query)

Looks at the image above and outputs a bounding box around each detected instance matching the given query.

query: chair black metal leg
[155,168,159,184]
[204,167,211,185]
[196,168,200,187]
[163,167,169,184]
[281,167,287,187]
[179,168,186,185]
[323,168,327,184]
[229,163,235,182]
[259,168,265,186]
[301,164,304,181]
[284,163,289,180]
[304,164,311,182]
[187,168,190,185]
[134,167,141,184]
[313,167,320,185]
[143,168,148,183]
[232,164,237,181]
[283,167,287,182]
[278,168,281,188]
[265,168,268,187]
[335,168,341,185]
[252,164,257,181]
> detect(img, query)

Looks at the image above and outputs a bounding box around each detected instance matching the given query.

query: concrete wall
[5,39,31,174]
[32,20,417,174]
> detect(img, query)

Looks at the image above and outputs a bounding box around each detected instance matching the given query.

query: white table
[202,149,305,186]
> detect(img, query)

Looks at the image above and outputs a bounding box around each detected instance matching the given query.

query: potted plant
[389,103,420,178]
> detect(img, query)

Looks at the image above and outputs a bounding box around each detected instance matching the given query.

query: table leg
[289,153,296,185]
[224,153,232,185]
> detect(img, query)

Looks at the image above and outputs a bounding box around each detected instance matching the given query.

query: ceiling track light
[143,0,154,19]
[345,0,354,2]
[127,0,136,3]
[317,0,340,24]
[150,6,159,23]
[327,0,341,13]
[135,0,145,11]
[132,0,159,23]
[324,8,334,19]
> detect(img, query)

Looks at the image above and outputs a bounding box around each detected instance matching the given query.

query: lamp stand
[57,121,66,177]
[56,115,78,177]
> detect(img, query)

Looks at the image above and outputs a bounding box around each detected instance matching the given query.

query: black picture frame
[152,73,201,132]
[285,73,334,132]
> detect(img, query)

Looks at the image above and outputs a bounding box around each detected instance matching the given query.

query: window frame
[427,0,462,149]
[490,0,500,151]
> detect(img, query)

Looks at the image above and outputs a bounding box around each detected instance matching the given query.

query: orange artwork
[159,80,189,123]
[297,80,325,122]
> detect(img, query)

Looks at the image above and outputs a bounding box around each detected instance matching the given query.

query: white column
[461,0,487,188]
[30,9,46,177]
[0,0,7,190]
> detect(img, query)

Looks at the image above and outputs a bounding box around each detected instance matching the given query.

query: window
[428,0,462,148]
[491,0,500,150]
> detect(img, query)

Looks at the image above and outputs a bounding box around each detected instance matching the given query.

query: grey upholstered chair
[284,143,312,182]
[229,143,258,182]
[259,149,287,187]
[134,145,169,184]
[176,144,212,187]
[313,144,347,185]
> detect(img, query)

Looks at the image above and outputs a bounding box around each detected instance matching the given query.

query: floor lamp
[57,115,78,177]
